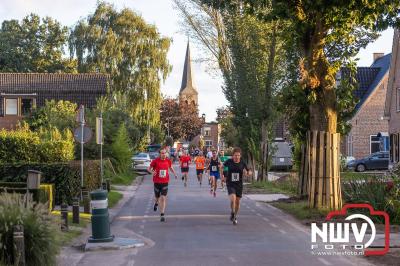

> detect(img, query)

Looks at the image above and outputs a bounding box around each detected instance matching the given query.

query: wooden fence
[298,131,342,210]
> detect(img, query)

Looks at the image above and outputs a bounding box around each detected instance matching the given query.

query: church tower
[179,41,198,106]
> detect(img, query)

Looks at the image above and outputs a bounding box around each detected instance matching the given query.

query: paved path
[72,164,373,266]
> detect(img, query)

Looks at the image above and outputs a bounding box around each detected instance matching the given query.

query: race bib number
[212,166,217,172]
[197,163,202,168]
[159,170,167,178]
[232,173,240,182]
[182,163,188,167]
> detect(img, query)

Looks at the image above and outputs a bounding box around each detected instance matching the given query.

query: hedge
[0,161,102,205]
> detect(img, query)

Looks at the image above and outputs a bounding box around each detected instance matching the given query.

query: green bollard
[88,189,114,243]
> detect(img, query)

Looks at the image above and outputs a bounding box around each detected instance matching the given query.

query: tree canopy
[0,14,76,72]
[69,2,172,129]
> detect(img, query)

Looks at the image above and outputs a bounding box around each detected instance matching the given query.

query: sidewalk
[57,176,145,266]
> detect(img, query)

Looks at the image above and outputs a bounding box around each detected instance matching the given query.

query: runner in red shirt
[179,149,192,187]
[147,148,177,222]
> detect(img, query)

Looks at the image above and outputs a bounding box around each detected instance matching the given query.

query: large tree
[69,2,172,130]
[0,14,76,72]
[203,0,400,209]
[160,98,203,141]
[175,0,287,180]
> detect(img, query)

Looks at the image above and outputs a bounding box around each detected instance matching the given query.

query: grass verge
[55,215,89,246]
[108,190,123,208]
[110,170,137,185]
[245,176,298,196]
[270,200,329,221]
[340,171,383,181]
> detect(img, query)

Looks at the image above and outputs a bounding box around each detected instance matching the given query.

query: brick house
[0,73,108,129]
[341,53,391,159]
[384,29,400,164]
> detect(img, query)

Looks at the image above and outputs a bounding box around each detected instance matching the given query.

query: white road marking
[317,258,332,266]
[256,213,262,217]
[250,209,256,213]
[263,217,270,222]
[228,257,237,263]
[279,229,287,234]
[270,223,278,228]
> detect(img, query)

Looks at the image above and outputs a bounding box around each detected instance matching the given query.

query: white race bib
[212,166,217,172]
[232,173,240,182]
[197,163,202,168]
[159,170,167,178]
[182,163,188,167]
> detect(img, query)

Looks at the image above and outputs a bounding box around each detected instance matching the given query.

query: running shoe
[182,176,184,181]
[210,189,213,195]
[160,216,166,222]
[153,203,158,212]
[230,213,235,222]
[213,192,216,197]
[233,216,238,225]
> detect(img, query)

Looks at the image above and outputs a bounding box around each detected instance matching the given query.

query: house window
[204,127,211,136]
[370,135,381,154]
[347,135,353,157]
[397,88,400,112]
[21,98,33,115]
[5,98,18,115]
[205,140,213,147]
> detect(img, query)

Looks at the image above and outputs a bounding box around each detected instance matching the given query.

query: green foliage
[0,193,61,265]
[0,125,74,163]
[0,13,76,72]
[25,100,77,131]
[160,97,203,141]
[69,2,171,128]
[111,124,132,173]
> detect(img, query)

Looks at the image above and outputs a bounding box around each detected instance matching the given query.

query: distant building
[0,73,108,129]
[341,53,390,159]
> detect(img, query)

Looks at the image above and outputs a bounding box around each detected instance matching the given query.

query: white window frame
[370,135,381,154]
[347,135,353,157]
[4,98,18,115]
[205,140,213,147]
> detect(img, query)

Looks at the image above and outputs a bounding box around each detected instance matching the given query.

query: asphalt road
[76,164,374,266]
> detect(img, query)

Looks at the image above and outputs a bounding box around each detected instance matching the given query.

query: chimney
[373,52,384,62]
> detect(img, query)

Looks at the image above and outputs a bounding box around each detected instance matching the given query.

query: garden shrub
[0,125,74,163]
[0,161,102,204]
[110,124,132,173]
[0,193,61,265]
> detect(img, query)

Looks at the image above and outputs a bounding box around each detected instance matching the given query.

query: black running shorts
[154,183,168,198]
[227,184,243,198]
[196,169,204,175]
[181,167,189,173]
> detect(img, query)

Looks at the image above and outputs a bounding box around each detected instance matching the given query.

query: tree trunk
[259,121,268,182]
[297,23,342,210]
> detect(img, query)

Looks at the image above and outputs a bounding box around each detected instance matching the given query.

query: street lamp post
[144,90,150,144]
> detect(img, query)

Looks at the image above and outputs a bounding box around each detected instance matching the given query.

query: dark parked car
[347,152,389,172]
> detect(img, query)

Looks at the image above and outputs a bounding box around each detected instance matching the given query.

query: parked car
[147,144,161,153]
[347,152,389,172]
[132,152,151,172]
[270,141,293,171]
[149,152,158,160]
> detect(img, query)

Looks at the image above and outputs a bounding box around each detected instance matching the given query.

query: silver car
[132,153,151,172]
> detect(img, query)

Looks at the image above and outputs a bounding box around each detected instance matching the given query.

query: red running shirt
[150,157,172,184]
[179,155,191,168]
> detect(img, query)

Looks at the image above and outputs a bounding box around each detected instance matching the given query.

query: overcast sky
[0,0,394,121]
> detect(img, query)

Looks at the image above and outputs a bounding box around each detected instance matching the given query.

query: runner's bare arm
[170,166,177,178]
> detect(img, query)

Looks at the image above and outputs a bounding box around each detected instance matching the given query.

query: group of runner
[147,147,252,225]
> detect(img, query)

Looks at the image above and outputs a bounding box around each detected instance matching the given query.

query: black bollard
[106,179,111,192]
[82,187,90,214]
[72,197,80,224]
[102,182,107,190]
[61,203,68,231]
[13,225,25,266]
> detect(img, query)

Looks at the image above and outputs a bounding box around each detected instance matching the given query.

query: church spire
[180,41,196,92]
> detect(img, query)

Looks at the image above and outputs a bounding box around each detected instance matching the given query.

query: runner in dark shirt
[223,147,252,225]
